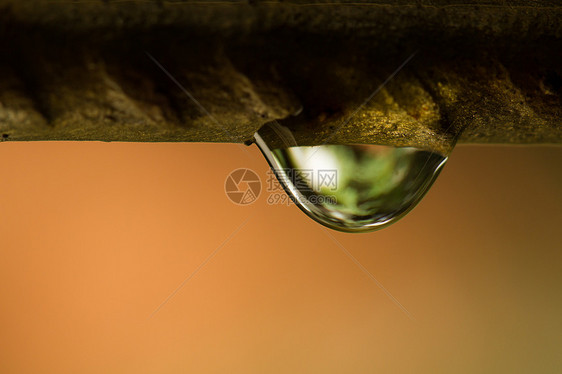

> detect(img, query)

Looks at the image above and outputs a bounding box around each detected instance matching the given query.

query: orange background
[0,142,560,373]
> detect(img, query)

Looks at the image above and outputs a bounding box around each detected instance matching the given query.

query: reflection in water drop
[255,127,449,233]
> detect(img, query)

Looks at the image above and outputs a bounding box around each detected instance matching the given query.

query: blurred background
[0,142,560,373]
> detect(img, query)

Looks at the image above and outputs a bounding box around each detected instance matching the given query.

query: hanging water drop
[254,123,450,233]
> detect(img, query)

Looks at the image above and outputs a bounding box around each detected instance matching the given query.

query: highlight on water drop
[254,122,450,233]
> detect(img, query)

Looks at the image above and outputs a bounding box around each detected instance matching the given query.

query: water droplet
[254,123,449,232]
